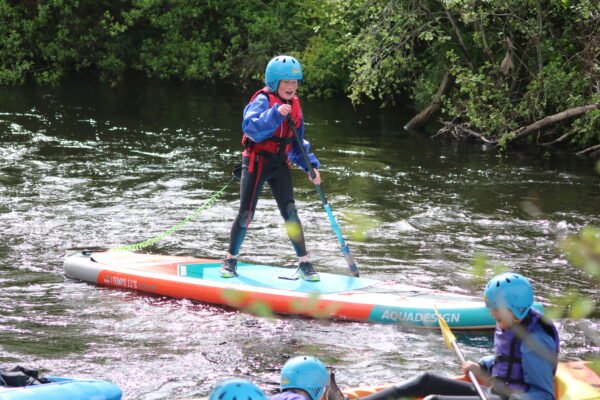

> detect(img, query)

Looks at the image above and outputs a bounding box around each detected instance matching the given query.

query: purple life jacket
[271,391,309,400]
[491,308,559,392]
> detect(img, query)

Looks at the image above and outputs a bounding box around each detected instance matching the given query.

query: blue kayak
[0,377,122,400]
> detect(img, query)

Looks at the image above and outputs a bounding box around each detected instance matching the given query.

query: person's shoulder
[245,92,270,112]
[250,92,270,103]
[522,323,557,353]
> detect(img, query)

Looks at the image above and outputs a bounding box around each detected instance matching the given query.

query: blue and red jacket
[241,87,320,173]
[480,308,559,400]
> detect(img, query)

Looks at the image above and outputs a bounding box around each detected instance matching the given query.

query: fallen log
[434,103,599,152]
[405,71,453,130]
[511,103,599,141]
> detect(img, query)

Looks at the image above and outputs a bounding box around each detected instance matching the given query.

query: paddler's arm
[477,355,495,374]
[288,119,320,173]
[242,94,285,142]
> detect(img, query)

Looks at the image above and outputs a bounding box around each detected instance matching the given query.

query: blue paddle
[287,115,360,277]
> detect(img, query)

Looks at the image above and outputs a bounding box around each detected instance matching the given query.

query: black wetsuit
[361,373,504,400]
[228,155,307,258]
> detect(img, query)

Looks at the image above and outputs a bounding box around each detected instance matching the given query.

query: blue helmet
[281,356,328,400]
[209,379,267,400]
[265,55,303,92]
[483,272,534,320]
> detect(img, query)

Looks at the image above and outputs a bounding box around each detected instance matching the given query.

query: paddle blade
[434,306,456,350]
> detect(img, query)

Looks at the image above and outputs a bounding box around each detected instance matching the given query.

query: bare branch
[511,104,600,141]
[459,126,498,144]
[576,144,600,156]
[441,4,474,70]
[542,131,574,146]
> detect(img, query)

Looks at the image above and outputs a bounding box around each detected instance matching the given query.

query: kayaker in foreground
[220,55,321,282]
[209,356,330,400]
[210,378,268,400]
[361,272,559,400]
[271,356,330,400]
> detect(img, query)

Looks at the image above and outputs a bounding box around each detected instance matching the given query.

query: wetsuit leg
[361,373,479,400]
[228,156,269,256]
[268,161,307,257]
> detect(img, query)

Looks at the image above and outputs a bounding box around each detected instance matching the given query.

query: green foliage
[569,97,600,148]
[334,0,598,151]
[0,0,329,86]
[0,0,598,152]
[340,0,433,105]
[444,59,518,142]
[301,34,348,99]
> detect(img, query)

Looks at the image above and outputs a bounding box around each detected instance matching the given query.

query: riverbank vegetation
[1,0,598,154]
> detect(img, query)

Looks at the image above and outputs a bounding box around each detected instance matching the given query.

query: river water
[1,79,599,399]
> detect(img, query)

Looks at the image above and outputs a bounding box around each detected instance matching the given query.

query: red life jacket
[242,87,302,170]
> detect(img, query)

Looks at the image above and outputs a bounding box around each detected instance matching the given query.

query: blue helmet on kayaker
[265,55,303,92]
[280,356,328,400]
[484,272,534,320]
[209,378,267,400]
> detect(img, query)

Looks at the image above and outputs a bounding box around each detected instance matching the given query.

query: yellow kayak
[342,362,600,400]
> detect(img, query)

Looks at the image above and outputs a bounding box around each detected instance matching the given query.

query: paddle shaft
[286,115,359,277]
[450,341,488,400]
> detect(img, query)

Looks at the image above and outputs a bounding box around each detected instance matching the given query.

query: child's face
[277,80,298,101]
[491,308,518,329]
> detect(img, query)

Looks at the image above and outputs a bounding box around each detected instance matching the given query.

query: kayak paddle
[433,306,488,400]
[287,115,360,277]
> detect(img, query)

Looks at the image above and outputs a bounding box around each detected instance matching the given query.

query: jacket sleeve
[288,119,321,172]
[510,326,558,400]
[241,94,285,143]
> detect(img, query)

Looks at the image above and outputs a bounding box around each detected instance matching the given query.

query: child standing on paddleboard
[220,55,321,282]
[361,273,559,400]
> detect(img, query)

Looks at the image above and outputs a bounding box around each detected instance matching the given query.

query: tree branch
[536,0,544,77]
[436,104,599,149]
[405,70,453,130]
[576,144,600,156]
[511,104,600,141]
[442,5,475,70]
[459,126,498,144]
[542,131,574,146]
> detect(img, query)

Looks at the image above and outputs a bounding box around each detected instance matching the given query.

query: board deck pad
[177,262,379,294]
